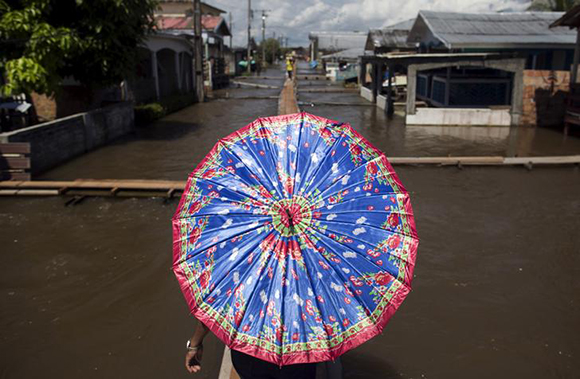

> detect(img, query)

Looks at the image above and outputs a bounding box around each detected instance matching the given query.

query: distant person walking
[286,56,294,79]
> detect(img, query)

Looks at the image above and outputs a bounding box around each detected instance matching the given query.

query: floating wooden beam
[231,81,279,89]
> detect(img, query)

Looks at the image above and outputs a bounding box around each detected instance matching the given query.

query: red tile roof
[156,15,224,32]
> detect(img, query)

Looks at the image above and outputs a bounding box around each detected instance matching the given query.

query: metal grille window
[449,81,510,106]
[431,79,446,105]
[417,75,428,97]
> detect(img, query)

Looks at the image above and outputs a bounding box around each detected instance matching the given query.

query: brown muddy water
[1,65,580,378]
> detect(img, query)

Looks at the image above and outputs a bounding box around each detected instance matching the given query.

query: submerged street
[1,64,580,378]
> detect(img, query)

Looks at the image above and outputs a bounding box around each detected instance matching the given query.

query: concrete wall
[377,94,387,110]
[406,107,511,126]
[0,102,134,175]
[521,69,568,127]
[360,86,373,102]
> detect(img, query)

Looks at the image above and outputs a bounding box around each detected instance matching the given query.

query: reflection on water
[2,168,580,378]
[1,63,580,379]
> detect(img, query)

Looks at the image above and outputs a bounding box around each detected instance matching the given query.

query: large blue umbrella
[173,112,418,365]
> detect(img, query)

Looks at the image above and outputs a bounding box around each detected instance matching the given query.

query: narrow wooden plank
[0,189,58,196]
[0,157,30,169]
[504,156,580,165]
[0,143,31,154]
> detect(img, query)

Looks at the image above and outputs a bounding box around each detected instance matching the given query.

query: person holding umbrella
[173,113,418,377]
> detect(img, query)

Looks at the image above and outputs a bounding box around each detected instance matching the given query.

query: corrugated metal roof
[413,11,575,48]
[385,18,415,30]
[321,47,369,60]
[309,31,367,51]
[366,29,413,51]
[365,18,415,52]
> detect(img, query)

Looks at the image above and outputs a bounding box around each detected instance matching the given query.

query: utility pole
[272,31,276,64]
[261,11,267,67]
[247,0,252,74]
[193,0,204,101]
[228,12,233,49]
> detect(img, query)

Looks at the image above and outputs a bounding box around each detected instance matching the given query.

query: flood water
[1,64,580,378]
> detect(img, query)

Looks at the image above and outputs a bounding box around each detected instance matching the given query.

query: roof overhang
[550,4,580,28]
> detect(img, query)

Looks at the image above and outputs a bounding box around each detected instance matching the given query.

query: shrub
[134,92,196,126]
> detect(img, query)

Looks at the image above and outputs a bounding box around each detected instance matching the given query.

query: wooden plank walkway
[1,155,578,197]
[278,79,299,115]
[0,179,186,197]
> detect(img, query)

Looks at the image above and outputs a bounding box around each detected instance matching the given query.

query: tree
[528,0,580,11]
[259,38,281,65]
[0,0,158,96]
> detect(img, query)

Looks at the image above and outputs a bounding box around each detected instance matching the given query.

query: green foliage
[259,38,281,65]
[0,0,159,96]
[134,102,165,126]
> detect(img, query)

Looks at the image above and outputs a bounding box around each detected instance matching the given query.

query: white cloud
[217,209,230,215]
[222,218,233,228]
[342,267,351,273]
[353,227,366,235]
[343,251,356,258]
[356,216,366,224]
[214,0,530,47]
[326,213,337,221]
[341,175,350,185]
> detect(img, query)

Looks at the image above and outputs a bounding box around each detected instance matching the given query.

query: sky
[208,0,534,47]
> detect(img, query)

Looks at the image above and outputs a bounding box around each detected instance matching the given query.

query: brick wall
[522,70,569,127]
[0,102,134,175]
[30,93,57,122]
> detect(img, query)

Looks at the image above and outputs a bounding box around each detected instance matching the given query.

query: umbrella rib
[185,176,270,210]
[317,192,412,213]
[316,155,399,201]
[316,216,418,239]
[299,232,353,339]
[210,230,276,345]
[313,223,417,272]
[199,230,266,305]
[256,118,287,200]
[301,134,361,197]
[219,139,284,200]
[307,229,387,336]
[172,218,270,265]
[310,223,412,298]
[318,189,406,208]
[296,124,348,196]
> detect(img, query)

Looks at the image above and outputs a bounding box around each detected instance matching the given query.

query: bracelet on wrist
[186,339,203,351]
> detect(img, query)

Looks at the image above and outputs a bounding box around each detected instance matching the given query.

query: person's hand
[185,344,204,374]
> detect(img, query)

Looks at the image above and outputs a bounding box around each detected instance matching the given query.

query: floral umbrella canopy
[172,112,418,366]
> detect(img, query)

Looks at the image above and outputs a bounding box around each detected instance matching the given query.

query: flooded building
[550,5,580,134]
[155,1,231,90]
[361,11,575,127]
[131,32,195,103]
